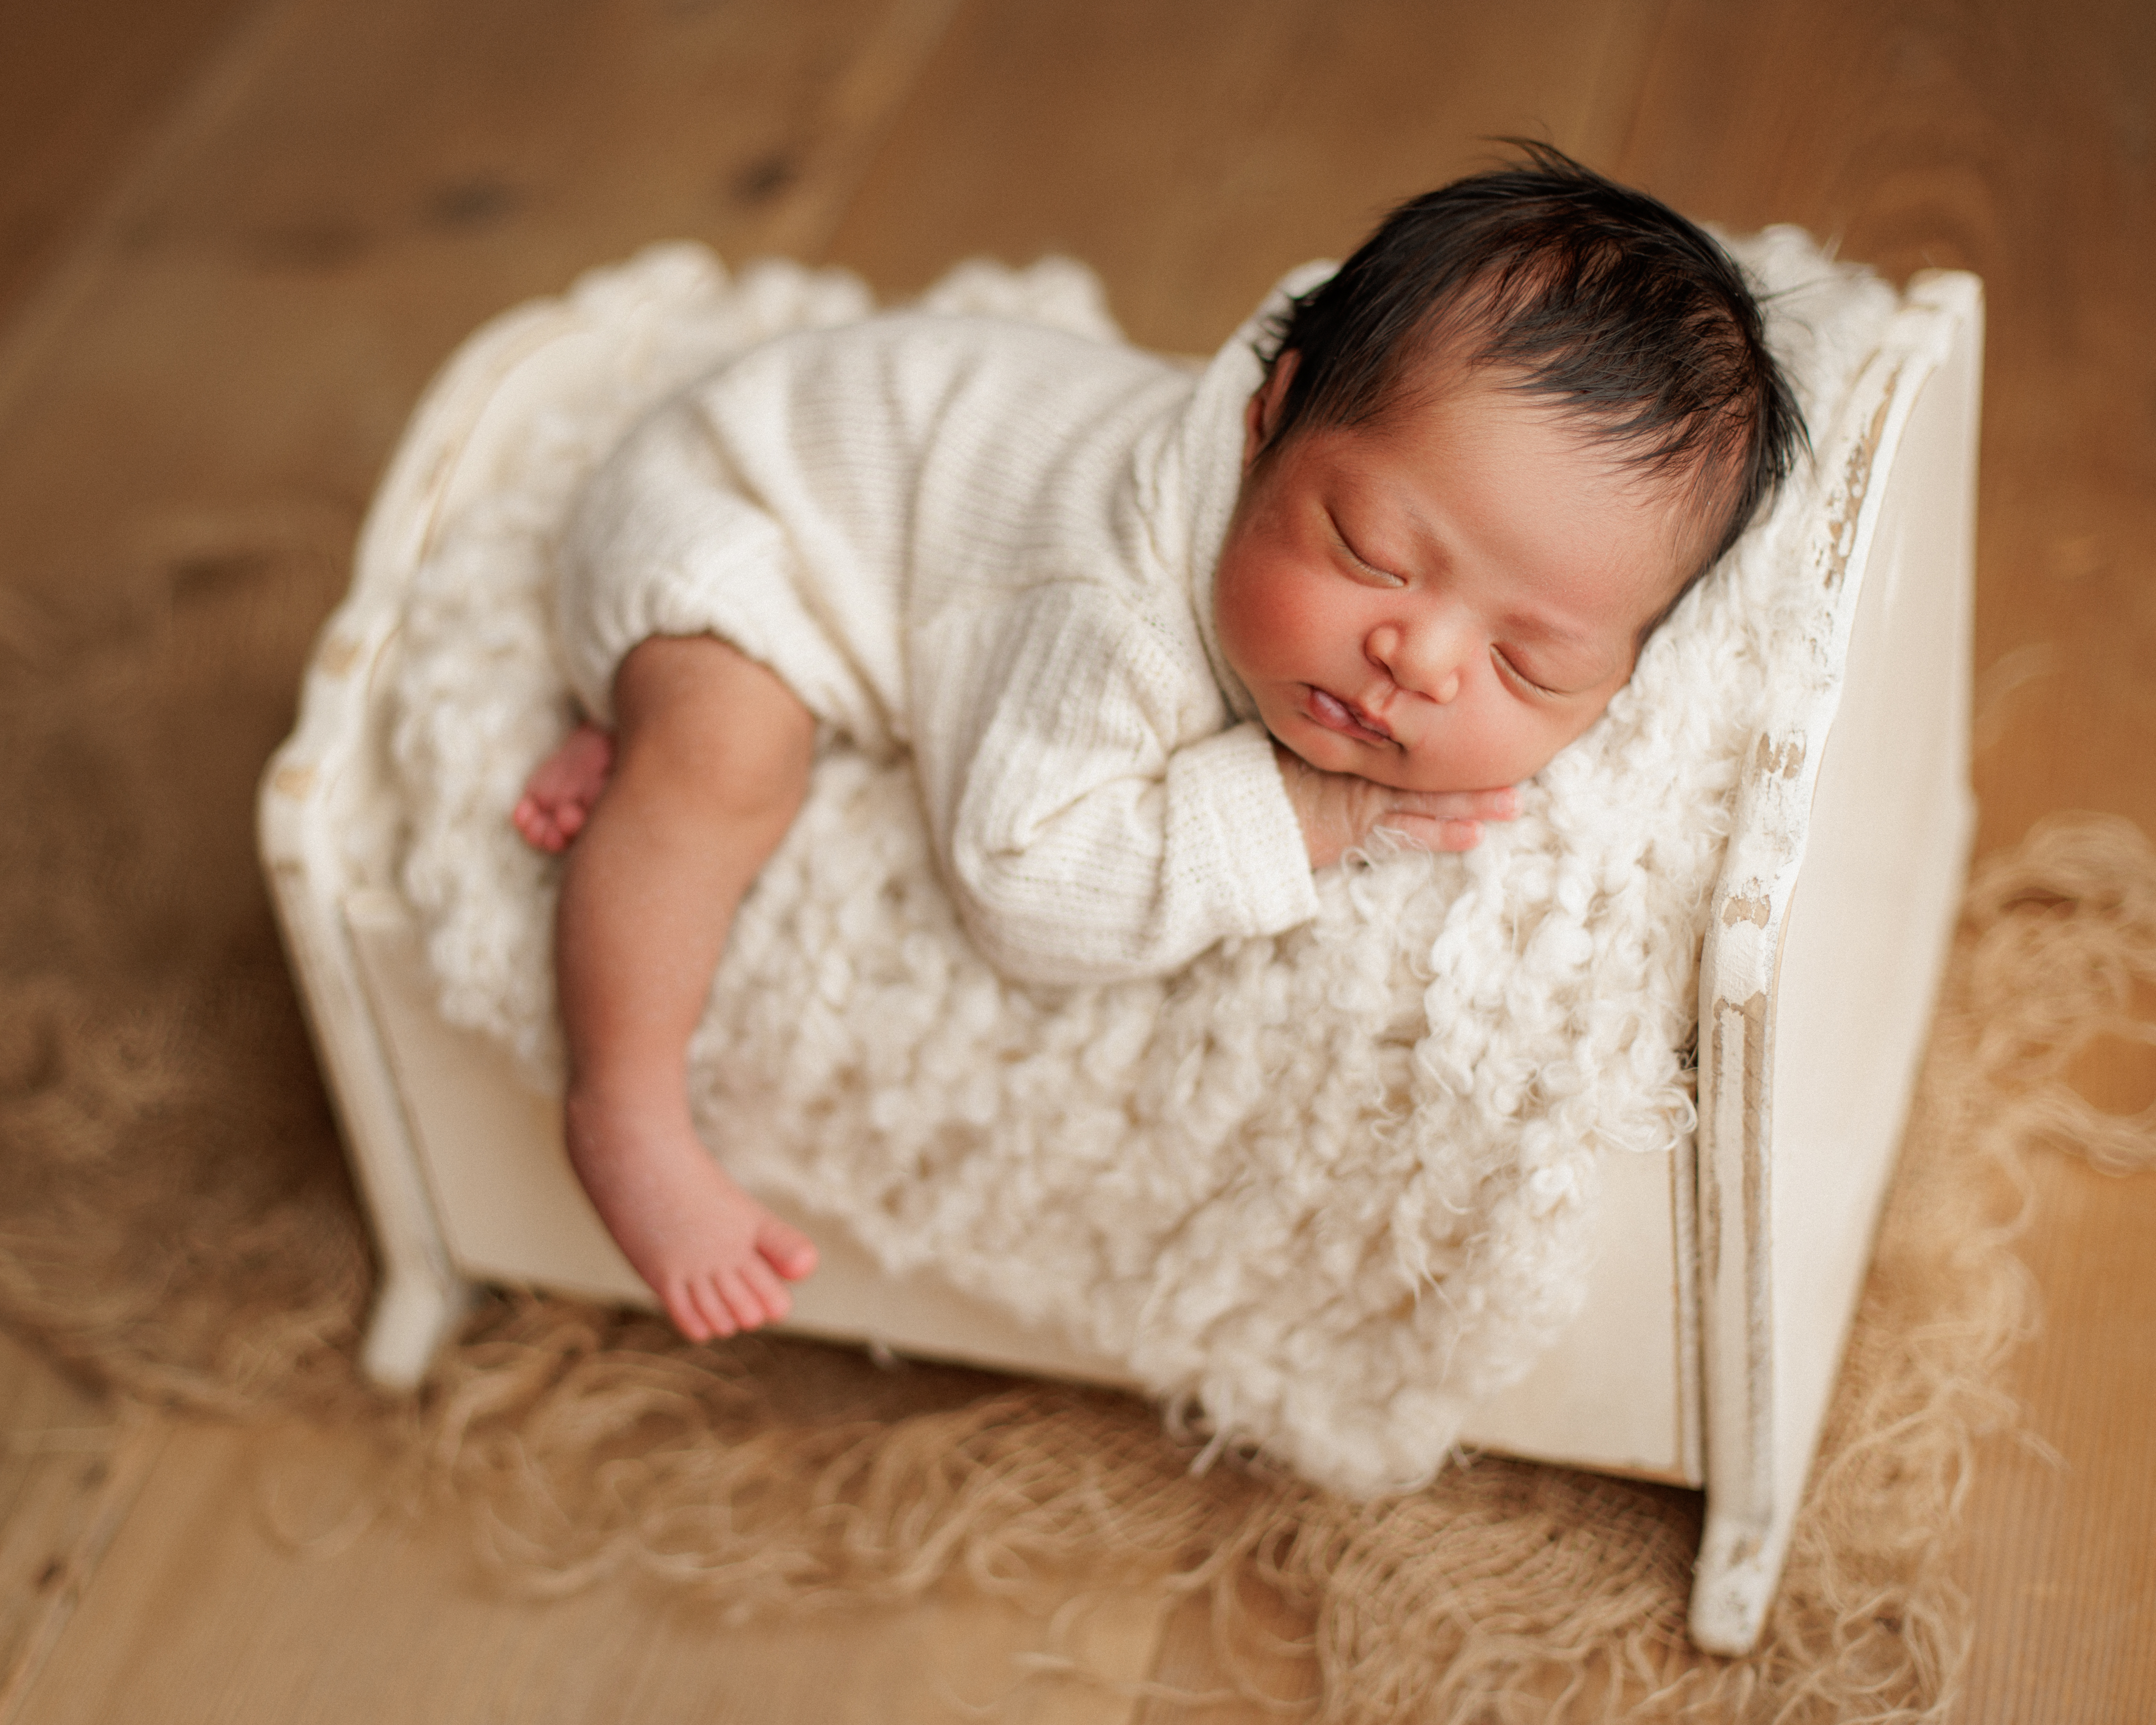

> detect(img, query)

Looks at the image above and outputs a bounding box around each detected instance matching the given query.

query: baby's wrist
[1270,750,1347,871]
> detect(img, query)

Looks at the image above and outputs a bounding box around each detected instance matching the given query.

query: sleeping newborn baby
[511,144,1804,1345]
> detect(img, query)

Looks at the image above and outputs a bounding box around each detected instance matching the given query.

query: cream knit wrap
[389,233,1898,1496]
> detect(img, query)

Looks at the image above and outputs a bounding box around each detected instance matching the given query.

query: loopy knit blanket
[389,234,1898,1496]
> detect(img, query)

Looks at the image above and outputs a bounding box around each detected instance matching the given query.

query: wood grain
[0,0,262,339]
[8,1417,1167,1725]
[823,0,1668,351]
[0,0,965,577]
[1955,1144,2156,1723]
[0,1332,165,1723]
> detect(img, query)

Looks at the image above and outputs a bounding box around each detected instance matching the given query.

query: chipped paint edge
[1690,273,1982,1654]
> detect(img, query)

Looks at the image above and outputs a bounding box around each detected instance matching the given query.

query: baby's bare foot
[513,722,616,852]
[565,1100,818,1342]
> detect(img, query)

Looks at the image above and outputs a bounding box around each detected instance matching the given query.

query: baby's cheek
[1405,708,1566,795]
[1234,570,1344,677]
[1513,703,1609,782]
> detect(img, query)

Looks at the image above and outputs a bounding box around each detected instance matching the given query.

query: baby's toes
[662,1282,717,1343]
[756,1216,818,1281]
[717,1266,780,1332]
[681,1277,737,1341]
[738,1256,794,1326]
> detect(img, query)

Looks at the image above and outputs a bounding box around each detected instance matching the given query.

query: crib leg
[360,1258,476,1390]
[1688,1506,1785,1655]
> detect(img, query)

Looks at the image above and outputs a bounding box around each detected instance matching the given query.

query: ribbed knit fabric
[557,298,1319,983]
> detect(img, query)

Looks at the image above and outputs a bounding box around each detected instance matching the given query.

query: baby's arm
[1269,743,1519,872]
[926,582,1532,984]
[552,634,820,1341]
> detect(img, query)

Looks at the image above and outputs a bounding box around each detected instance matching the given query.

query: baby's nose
[1368,619,1465,705]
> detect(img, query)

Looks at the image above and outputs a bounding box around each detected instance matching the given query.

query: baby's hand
[1273,744,1519,872]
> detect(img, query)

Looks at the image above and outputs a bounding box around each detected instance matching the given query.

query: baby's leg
[514,723,615,853]
[554,634,820,1341]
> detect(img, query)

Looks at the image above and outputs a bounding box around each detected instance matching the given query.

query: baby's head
[1215,143,1805,796]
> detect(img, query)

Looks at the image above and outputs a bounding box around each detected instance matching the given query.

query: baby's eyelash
[1494,647,1560,698]
[1330,517,1403,584]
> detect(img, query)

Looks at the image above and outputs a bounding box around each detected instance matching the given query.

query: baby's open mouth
[1306,686,1393,744]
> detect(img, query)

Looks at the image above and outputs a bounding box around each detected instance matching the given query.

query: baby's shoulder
[721,309,1172,396]
[684,313,1192,469]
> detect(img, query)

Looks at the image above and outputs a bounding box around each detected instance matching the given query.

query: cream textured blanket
[391,234,1897,1496]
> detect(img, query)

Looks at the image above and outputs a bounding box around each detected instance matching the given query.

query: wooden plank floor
[10,1404,1166,1725]
[2,0,2152,1718]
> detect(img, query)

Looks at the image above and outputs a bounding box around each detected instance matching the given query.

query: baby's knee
[614,634,815,806]
[614,632,739,708]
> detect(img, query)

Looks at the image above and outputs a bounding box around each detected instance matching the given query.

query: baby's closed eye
[1493,646,1563,697]
[1330,515,1407,586]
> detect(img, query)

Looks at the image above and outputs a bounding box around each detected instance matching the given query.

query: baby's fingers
[1412,786,1520,823]
[1374,815,1486,853]
[1369,786,1519,852]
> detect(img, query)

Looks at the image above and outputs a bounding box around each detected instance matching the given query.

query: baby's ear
[1244,350,1300,467]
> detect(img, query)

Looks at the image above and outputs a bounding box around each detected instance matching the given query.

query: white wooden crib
[259,260,1981,1654]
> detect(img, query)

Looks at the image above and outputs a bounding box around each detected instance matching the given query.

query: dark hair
[1259,142,1806,613]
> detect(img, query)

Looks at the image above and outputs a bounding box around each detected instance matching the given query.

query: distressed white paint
[1691,273,1982,1652]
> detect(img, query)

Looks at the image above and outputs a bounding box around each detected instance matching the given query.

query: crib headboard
[1691,270,1982,1652]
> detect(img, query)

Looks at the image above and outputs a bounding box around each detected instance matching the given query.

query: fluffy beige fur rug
[4,540,2151,1725]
